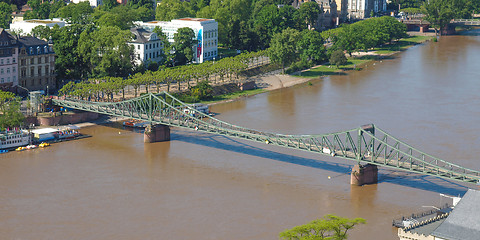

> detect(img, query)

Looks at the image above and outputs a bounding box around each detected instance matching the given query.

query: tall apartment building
[17,36,56,93]
[0,29,19,91]
[348,0,386,19]
[138,18,218,63]
[129,27,163,66]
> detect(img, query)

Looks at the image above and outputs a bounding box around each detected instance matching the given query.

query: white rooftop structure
[71,0,103,7]
[138,18,218,63]
[10,19,66,35]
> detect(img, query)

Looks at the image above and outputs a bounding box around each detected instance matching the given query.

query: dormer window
[29,47,33,54]
[37,46,41,54]
[44,46,48,53]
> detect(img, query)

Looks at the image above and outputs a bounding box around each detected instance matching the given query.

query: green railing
[53,92,480,184]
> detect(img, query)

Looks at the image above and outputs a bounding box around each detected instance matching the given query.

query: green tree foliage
[279,215,366,240]
[93,5,146,30]
[173,27,197,65]
[298,29,326,64]
[51,24,94,80]
[78,26,135,77]
[56,1,94,24]
[268,28,301,73]
[156,0,194,21]
[0,2,12,29]
[329,49,347,67]
[0,90,24,129]
[422,0,474,35]
[298,1,321,29]
[324,16,406,55]
[153,26,174,66]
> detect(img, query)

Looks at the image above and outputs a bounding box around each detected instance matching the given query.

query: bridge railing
[53,92,480,184]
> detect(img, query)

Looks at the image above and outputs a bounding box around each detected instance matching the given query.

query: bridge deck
[52,92,480,184]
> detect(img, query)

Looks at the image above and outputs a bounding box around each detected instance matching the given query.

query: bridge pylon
[351,164,378,186]
[144,124,170,143]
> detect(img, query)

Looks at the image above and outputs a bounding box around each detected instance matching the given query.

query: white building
[71,0,103,7]
[9,19,66,35]
[129,27,163,66]
[347,0,386,19]
[138,18,218,63]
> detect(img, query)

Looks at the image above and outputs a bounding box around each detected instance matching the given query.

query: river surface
[2,30,480,239]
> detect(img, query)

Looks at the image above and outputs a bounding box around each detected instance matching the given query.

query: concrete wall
[37,112,100,126]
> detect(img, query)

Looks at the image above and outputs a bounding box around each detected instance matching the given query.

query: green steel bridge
[53,92,480,184]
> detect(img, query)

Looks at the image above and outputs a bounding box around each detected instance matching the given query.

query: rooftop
[431,189,480,240]
[25,19,63,24]
[177,18,213,22]
[18,36,47,46]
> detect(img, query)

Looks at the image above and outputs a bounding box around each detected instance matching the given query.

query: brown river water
[2,30,480,239]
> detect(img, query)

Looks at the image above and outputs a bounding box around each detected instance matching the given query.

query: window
[137,45,140,49]
[1,78,3,83]
[45,66,49,75]
[38,57,42,64]
[0,69,3,74]
[13,76,15,82]
[6,68,9,73]
[146,44,148,50]
[30,58,34,65]
[30,67,34,77]
[6,59,9,64]
[21,49,26,54]
[38,66,42,76]
[21,69,26,77]
[156,42,159,48]
[12,67,15,73]
[1,59,3,65]
[45,57,48,63]
[29,47,33,55]
[44,46,48,53]
[149,52,152,58]
[12,58,15,63]
[7,77,10,82]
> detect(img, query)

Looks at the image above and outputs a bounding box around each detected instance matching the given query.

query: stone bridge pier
[144,124,170,143]
[350,164,378,186]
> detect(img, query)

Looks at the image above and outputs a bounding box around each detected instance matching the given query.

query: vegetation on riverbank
[298,34,434,78]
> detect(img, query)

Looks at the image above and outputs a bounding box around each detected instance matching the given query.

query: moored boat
[1,130,31,151]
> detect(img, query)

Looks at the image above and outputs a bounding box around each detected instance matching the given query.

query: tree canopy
[0,90,24,129]
[279,215,366,240]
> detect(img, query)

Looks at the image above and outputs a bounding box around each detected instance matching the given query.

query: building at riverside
[136,18,218,64]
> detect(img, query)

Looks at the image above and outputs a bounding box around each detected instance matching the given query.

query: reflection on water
[2,31,480,239]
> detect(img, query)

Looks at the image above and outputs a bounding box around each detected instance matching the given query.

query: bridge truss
[53,92,480,184]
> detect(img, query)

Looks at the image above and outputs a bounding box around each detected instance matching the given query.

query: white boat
[0,131,31,150]
[185,103,213,117]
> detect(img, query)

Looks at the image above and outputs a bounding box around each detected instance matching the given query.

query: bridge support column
[144,124,170,143]
[350,164,378,186]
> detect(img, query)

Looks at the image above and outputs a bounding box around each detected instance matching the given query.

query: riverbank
[206,33,435,106]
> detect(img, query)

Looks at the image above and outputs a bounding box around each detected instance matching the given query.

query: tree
[298,29,326,64]
[153,26,174,66]
[173,27,197,65]
[155,0,193,21]
[268,28,301,73]
[279,215,366,240]
[78,26,135,77]
[298,1,321,30]
[0,2,12,29]
[329,50,347,68]
[422,0,454,35]
[51,24,94,80]
[56,1,94,24]
[0,90,25,129]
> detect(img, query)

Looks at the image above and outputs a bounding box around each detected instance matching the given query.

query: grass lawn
[201,88,267,104]
[299,58,370,78]
[374,35,435,54]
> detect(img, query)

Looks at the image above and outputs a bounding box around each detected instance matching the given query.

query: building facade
[0,29,19,91]
[347,0,386,19]
[129,28,163,66]
[138,18,218,63]
[17,36,56,93]
[71,0,103,7]
[10,19,66,36]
